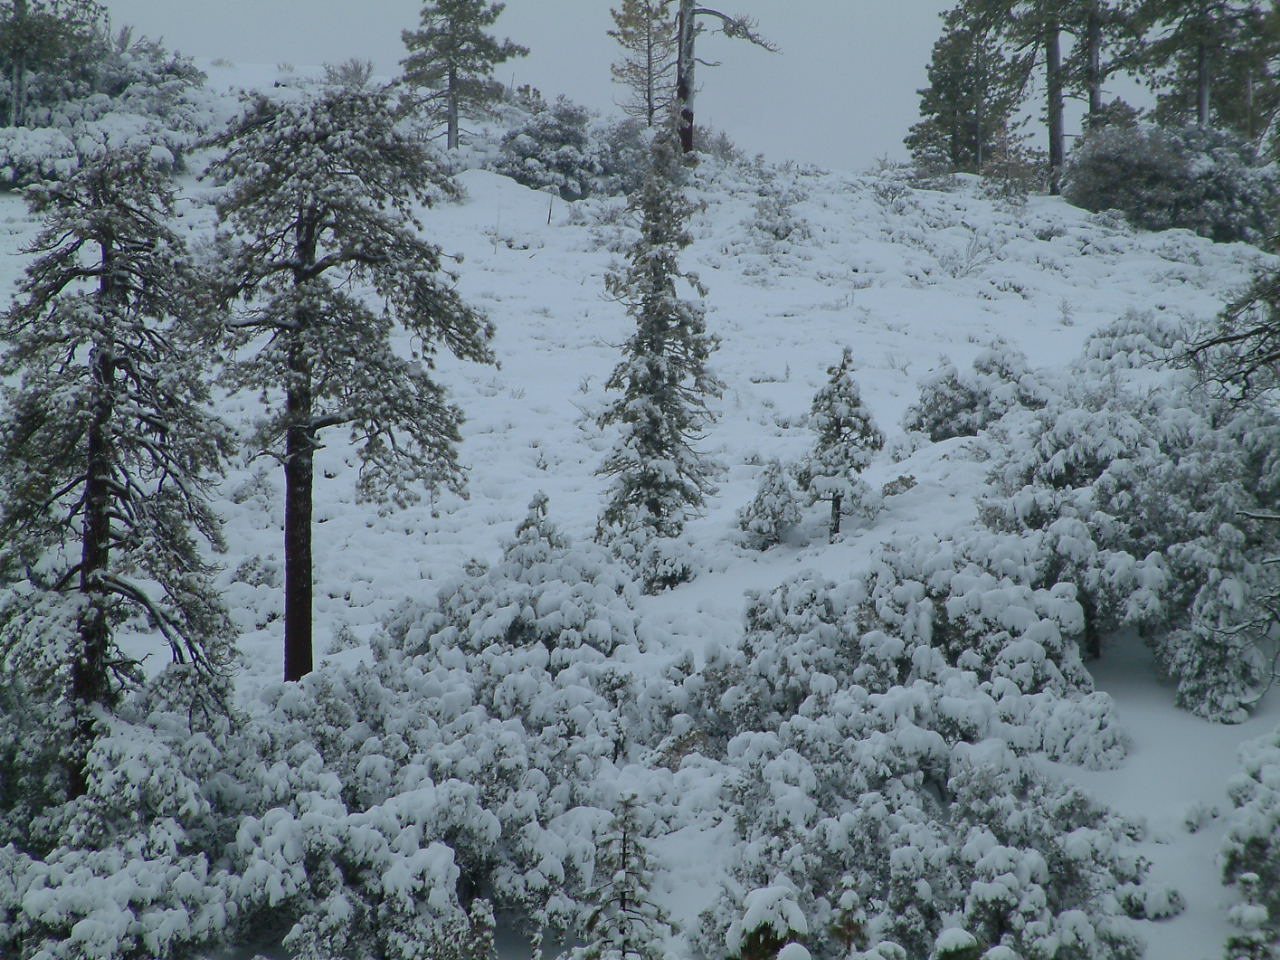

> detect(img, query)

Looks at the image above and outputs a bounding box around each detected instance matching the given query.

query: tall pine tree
[206,84,495,682]
[400,0,527,149]
[1128,0,1277,135]
[0,148,232,798]
[609,0,678,128]
[597,137,721,587]
[906,4,1022,174]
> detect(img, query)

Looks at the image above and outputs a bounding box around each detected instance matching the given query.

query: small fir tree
[400,0,528,149]
[0,148,232,798]
[597,137,722,588]
[609,0,678,128]
[797,347,884,542]
[737,460,800,550]
[206,84,495,683]
[573,795,672,960]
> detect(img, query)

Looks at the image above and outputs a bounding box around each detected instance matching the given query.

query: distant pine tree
[206,84,495,682]
[797,347,883,542]
[905,4,1022,174]
[400,0,528,149]
[597,137,722,589]
[609,0,678,128]
[0,148,232,798]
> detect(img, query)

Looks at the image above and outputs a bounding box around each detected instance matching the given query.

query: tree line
[907,0,1280,194]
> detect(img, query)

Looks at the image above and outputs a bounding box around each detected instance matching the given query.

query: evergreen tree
[609,0,678,128]
[0,148,232,799]
[573,795,672,960]
[597,138,721,585]
[206,84,495,683]
[797,347,884,543]
[905,4,1022,174]
[1127,0,1271,130]
[0,0,103,127]
[400,0,528,150]
[1063,0,1134,125]
[737,459,800,550]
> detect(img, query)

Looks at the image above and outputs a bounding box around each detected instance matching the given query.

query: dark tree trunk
[1085,3,1104,121]
[1196,40,1211,125]
[283,345,314,683]
[676,0,695,152]
[447,65,459,150]
[1045,18,1064,195]
[9,0,27,127]
[828,493,842,543]
[70,240,118,799]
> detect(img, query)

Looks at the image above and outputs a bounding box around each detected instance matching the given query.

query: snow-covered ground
[3,66,1276,955]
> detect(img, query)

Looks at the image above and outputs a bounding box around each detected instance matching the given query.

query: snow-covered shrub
[0,667,246,960]
[1222,726,1280,954]
[496,95,599,200]
[1063,123,1280,244]
[0,33,214,185]
[981,314,1280,720]
[737,460,801,550]
[495,97,649,200]
[903,339,1049,442]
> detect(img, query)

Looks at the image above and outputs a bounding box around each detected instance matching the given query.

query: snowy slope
[1,77,1275,955]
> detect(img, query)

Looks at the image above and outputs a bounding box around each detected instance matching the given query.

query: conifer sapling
[797,347,884,542]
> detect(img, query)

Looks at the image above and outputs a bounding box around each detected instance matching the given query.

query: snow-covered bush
[737,460,801,550]
[0,668,246,960]
[1222,726,1280,955]
[0,33,214,185]
[495,96,649,200]
[903,339,1049,442]
[981,314,1280,720]
[1063,123,1280,244]
[684,577,1145,960]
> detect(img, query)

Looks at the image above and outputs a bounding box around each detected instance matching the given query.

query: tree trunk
[70,240,118,799]
[828,493,842,543]
[283,345,314,683]
[1045,18,1064,195]
[1196,40,1211,126]
[447,65,459,150]
[676,0,695,152]
[1085,3,1104,122]
[9,0,27,127]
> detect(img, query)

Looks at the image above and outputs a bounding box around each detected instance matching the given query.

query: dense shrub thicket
[1062,123,1280,245]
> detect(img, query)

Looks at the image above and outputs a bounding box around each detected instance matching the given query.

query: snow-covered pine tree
[797,347,883,542]
[737,459,800,550]
[206,84,495,683]
[573,795,671,960]
[0,147,232,799]
[597,136,722,591]
[609,0,678,128]
[400,0,528,149]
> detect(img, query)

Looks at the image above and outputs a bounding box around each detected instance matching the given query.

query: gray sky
[100,0,953,170]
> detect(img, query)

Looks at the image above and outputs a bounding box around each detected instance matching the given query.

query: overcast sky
[99,1,954,170]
